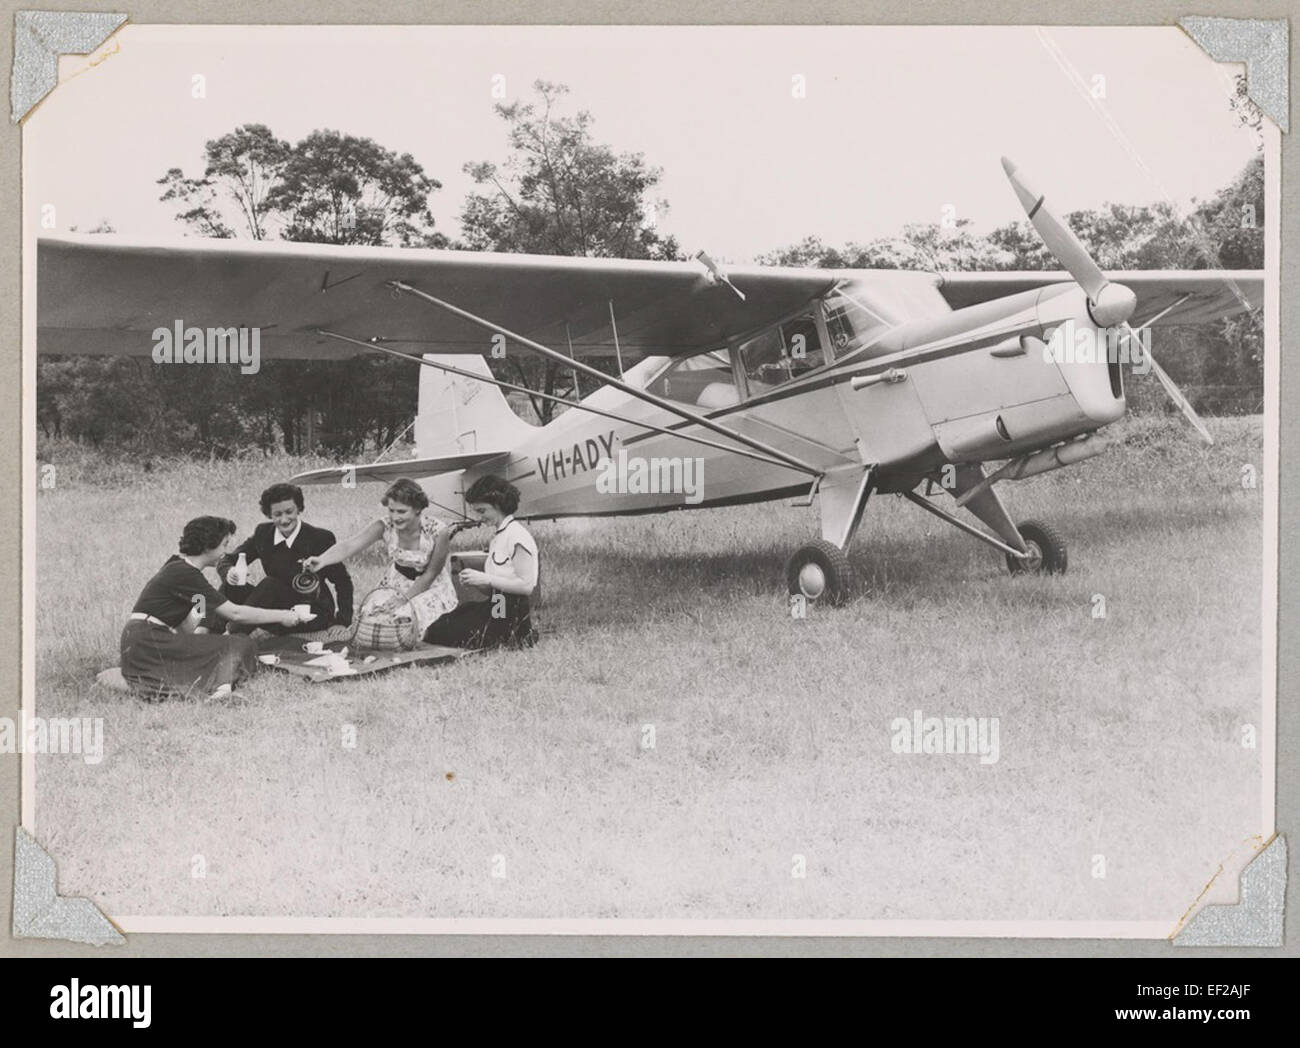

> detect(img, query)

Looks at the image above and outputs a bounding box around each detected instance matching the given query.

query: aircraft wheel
[786,539,855,606]
[1006,520,1068,576]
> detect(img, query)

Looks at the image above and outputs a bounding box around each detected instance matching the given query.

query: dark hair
[465,474,520,516]
[260,482,305,517]
[382,477,429,512]
[179,516,237,555]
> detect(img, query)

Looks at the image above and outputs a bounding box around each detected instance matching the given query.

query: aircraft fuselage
[424,282,1126,521]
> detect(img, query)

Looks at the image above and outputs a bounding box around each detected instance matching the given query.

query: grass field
[30,414,1267,924]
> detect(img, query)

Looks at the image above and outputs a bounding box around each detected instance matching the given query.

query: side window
[647,349,740,408]
[738,313,826,396]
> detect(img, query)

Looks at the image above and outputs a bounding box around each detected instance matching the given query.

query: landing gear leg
[946,464,1068,576]
[905,465,1069,576]
[785,464,874,607]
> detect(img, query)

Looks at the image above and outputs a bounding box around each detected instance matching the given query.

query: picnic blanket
[94,627,473,692]
[253,633,472,683]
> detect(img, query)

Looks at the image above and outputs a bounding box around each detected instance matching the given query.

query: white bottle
[231,552,248,586]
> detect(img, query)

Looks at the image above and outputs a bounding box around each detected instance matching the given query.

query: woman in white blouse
[425,474,539,650]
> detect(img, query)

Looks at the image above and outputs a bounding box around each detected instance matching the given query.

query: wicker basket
[349,587,420,652]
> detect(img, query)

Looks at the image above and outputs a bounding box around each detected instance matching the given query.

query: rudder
[415,354,536,456]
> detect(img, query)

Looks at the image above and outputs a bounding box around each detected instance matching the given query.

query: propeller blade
[1121,323,1214,445]
[1000,156,1109,303]
[1002,157,1210,444]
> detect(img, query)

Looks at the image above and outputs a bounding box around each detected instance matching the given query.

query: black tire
[1006,519,1068,576]
[786,538,855,606]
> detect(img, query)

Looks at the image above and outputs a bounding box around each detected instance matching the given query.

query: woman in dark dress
[424,475,539,650]
[217,482,354,634]
[121,516,313,700]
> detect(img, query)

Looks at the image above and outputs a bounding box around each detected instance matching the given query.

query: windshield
[822,275,953,357]
[822,285,893,357]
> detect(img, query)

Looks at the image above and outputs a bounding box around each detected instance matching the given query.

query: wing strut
[607,300,625,379]
[563,322,582,400]
[386,279,823,478]
[315,329,813,474]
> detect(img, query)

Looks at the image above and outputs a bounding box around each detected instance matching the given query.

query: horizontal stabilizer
[292,451,504,487]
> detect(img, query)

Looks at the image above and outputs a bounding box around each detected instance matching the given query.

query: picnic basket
[349,586,420,652]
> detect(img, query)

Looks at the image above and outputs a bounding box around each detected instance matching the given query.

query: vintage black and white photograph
[20,23,1276,933]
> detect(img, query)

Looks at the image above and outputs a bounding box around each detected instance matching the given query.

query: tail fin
[415,354,537,456]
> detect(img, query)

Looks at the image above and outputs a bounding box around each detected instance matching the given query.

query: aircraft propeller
[1000,157,1214,445]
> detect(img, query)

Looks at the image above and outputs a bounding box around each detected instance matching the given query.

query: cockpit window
[647,348,741,408]
[737,312,826,397]
[822,287,890,356]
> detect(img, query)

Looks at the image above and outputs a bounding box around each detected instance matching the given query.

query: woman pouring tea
[302,478,459,638]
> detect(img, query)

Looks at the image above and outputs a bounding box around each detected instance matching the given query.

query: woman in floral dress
[303,478,459,636]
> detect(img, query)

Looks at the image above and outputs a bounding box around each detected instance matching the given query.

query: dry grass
[31,414,1266,922]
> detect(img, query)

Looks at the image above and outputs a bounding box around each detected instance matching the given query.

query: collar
[495,515,516,535]
[274,521,303,547]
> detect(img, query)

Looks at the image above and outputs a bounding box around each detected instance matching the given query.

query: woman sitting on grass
[121,516,314,701]
[425,475,538,650]
[302,477,459,639]
[217,481,353,635]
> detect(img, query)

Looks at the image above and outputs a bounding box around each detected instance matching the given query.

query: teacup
[293,604,312,620]
[302,641,325,654]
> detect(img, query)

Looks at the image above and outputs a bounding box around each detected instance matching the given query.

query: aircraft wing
[935,270,1264,325]
[291,451,505,486]
[37,235,838,361]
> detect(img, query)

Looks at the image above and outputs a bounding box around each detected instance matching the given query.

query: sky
[25,24,1261,263]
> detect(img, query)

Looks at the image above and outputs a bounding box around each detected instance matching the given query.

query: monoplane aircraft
[38,159,1264,604]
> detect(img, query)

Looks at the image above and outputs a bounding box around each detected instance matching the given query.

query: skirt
[423,594,536,651]
[379,564,457,636]
[222,576,339,634]
[120,620,257,699]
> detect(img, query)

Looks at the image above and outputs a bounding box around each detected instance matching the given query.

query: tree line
[37,80,1264,457]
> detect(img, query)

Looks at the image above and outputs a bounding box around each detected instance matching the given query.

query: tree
[150,126,444,453]
[157,124,290,240]
[268,129,443,247]
[459,82,684,422]
[1229,72,1265,134]
[41,126,449,458]
[1191,154,1264,270]
[461,81,680,262]
[761,223,1004,272]
[256,130,444,451]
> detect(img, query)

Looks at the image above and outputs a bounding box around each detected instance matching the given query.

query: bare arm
[215,601,303,627]
[303,520,384,572]
[461,545,536,596]
[493,546,537,596]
